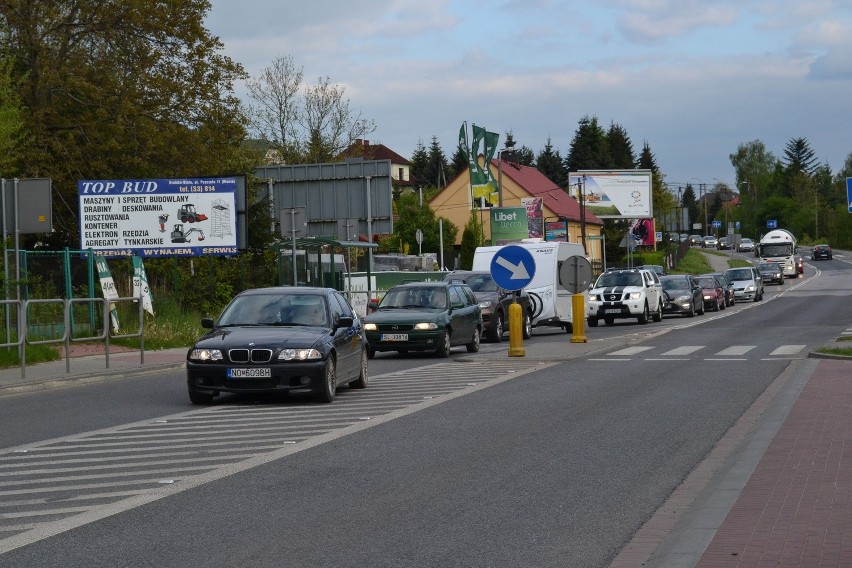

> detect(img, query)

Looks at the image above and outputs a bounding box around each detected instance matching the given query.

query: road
[0,254,849,567]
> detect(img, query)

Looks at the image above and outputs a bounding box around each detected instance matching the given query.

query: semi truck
[757,229,798,278]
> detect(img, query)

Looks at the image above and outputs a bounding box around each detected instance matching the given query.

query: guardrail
[3,297,146,379]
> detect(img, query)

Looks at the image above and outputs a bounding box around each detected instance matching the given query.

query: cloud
[614,0,738,43]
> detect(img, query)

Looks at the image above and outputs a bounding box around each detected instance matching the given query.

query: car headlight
[674,295,690,303]
[188,348,223,362]
[414,322,438,330]
[627,292,642,300]
[746,285,755,292]
[363,323,377,331]
[703,294,713,300]
[479,300,493,309]
[588,294,598,302]
[279,348,322,361]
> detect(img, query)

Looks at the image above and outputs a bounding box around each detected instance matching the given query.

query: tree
[638,140,675,231]
[782,137,819,176]
[459,211,484,270]
[0,55,24,174]
[1,0,249,247]
[535,138,566,186]
[607,123,636,169]
[425,136,450,188]
[565,115,611,172]
[448,144,469,181]
[729,140,779,236]
[380,193,457,256]
[245,55,376,163]
[409,140,430,188]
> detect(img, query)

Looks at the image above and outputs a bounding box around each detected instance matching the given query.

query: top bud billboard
[78,177,239,257]
[568,170,653,219]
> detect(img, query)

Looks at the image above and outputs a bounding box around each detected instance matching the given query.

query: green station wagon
[363,282,482,358]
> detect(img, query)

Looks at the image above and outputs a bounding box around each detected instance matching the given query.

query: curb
[0,362,186,397]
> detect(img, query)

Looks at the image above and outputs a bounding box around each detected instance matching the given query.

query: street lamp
[677,187,683,233]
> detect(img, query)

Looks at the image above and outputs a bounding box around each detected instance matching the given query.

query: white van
[472,239,587,332]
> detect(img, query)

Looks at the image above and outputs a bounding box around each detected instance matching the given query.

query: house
[340,139,414,193]
[430,158,605,261]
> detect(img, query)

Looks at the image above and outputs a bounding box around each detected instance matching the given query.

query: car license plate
[381,333,408,341]
[604,308,621,314]
[227,368,272,378]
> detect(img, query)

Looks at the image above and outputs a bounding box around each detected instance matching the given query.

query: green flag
[458,123,469,162]
[470,124,490,200]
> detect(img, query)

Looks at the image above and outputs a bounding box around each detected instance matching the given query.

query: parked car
[695,275,726,311]
[737,238,755,252]
[701,235,718,248]
[587,268,664,326]
[443,271,532,342]
[724,266,764,302]
[716,237,731,250]
[186,287,368,405]
[660,274,704,317]
[689,234,703,246]
[811,244,833,260]
[363,281,482,358]
[638,264,667,277]
[702,272,735,307]
[756,262,784,285]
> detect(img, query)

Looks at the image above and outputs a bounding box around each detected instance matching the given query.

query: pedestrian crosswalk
[592,344,808,361]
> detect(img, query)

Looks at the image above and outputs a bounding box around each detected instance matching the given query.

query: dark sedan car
[363,282,481,358]
[443,271,532,342]
[695,275,726,311]
[186,287,368,405]
[756,262,784,285]
[811,244,833,260]
[660,274,704,317]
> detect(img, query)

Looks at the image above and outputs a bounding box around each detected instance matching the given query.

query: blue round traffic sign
[489,245,536,291]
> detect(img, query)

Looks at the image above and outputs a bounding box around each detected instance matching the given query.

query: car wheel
[488,311,504,342]
[687,301,695,317]
[436,330,451,358]
[720,298,726,310]
[188,388,214,405]
[652,301,663,322]
[349,348,368,389]
[637,303,649,324]
[604,317,615,326]
[587,318,598,327]
[466,328,481,353]
[564,322,573,334]
[316,355,337,403]
[522,311,532,339]
[367,346,376,359]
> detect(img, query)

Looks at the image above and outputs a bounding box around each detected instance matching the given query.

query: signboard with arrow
[489,245,536,291]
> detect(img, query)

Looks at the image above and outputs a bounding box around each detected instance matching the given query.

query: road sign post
[489,246,536,357]
[559,255,592,343]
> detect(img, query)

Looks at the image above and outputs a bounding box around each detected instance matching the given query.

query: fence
[1,296,145,378]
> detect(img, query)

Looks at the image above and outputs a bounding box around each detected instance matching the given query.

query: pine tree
[536,138,566,185]
[426,135,450,188]
[459,211,484,270]
[565,115,611,172]
[782,137,819,175]
[607,123,635,169]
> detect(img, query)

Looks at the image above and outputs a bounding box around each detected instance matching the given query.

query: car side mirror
[337,316,354,329]
[367,302,378,310]
[201,317,214,329]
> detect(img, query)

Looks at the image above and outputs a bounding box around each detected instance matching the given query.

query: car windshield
[379,287,448,309]
[217,293,329,327]
[726,269,753,281]
[463,274,498,292]
[758,264,777,272]
[696,277,718,288]
[662,278,689,291]
[596,272,643,287]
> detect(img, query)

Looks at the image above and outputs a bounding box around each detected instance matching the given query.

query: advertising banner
[630,218,656,246]
[490,207,528,245]
[569,170,653,219]
[95,255,120,332]
[545,220,567,241]
[132,256,155,317]
[521,197,543,239]
[78,177,238,257]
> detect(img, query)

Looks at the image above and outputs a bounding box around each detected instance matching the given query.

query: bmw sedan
[811,244,832,260]
[186,287,368,404]
[757,262,784,285]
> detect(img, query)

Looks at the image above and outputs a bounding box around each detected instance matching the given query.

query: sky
[205,0,852,191]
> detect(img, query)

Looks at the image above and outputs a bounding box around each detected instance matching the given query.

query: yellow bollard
[570,293,587,343]
[508,300,525,356]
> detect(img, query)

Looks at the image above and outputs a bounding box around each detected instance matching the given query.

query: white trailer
[472,239,587,331]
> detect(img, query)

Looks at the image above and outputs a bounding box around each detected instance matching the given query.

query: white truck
[757,229,798,278]
[472,239,587,333]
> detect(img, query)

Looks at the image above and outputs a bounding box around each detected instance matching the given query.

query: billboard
[521,197,543,239]
[78,177,240,257]
[490,206,528,245]
[569,170,653,219]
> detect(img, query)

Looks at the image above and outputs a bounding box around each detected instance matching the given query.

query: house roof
[495,160,603,225]
[340,139,410,165]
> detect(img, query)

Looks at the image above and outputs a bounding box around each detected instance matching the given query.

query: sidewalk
[0,346,188,396]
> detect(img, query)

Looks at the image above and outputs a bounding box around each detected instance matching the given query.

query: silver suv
[587,268,664,326]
